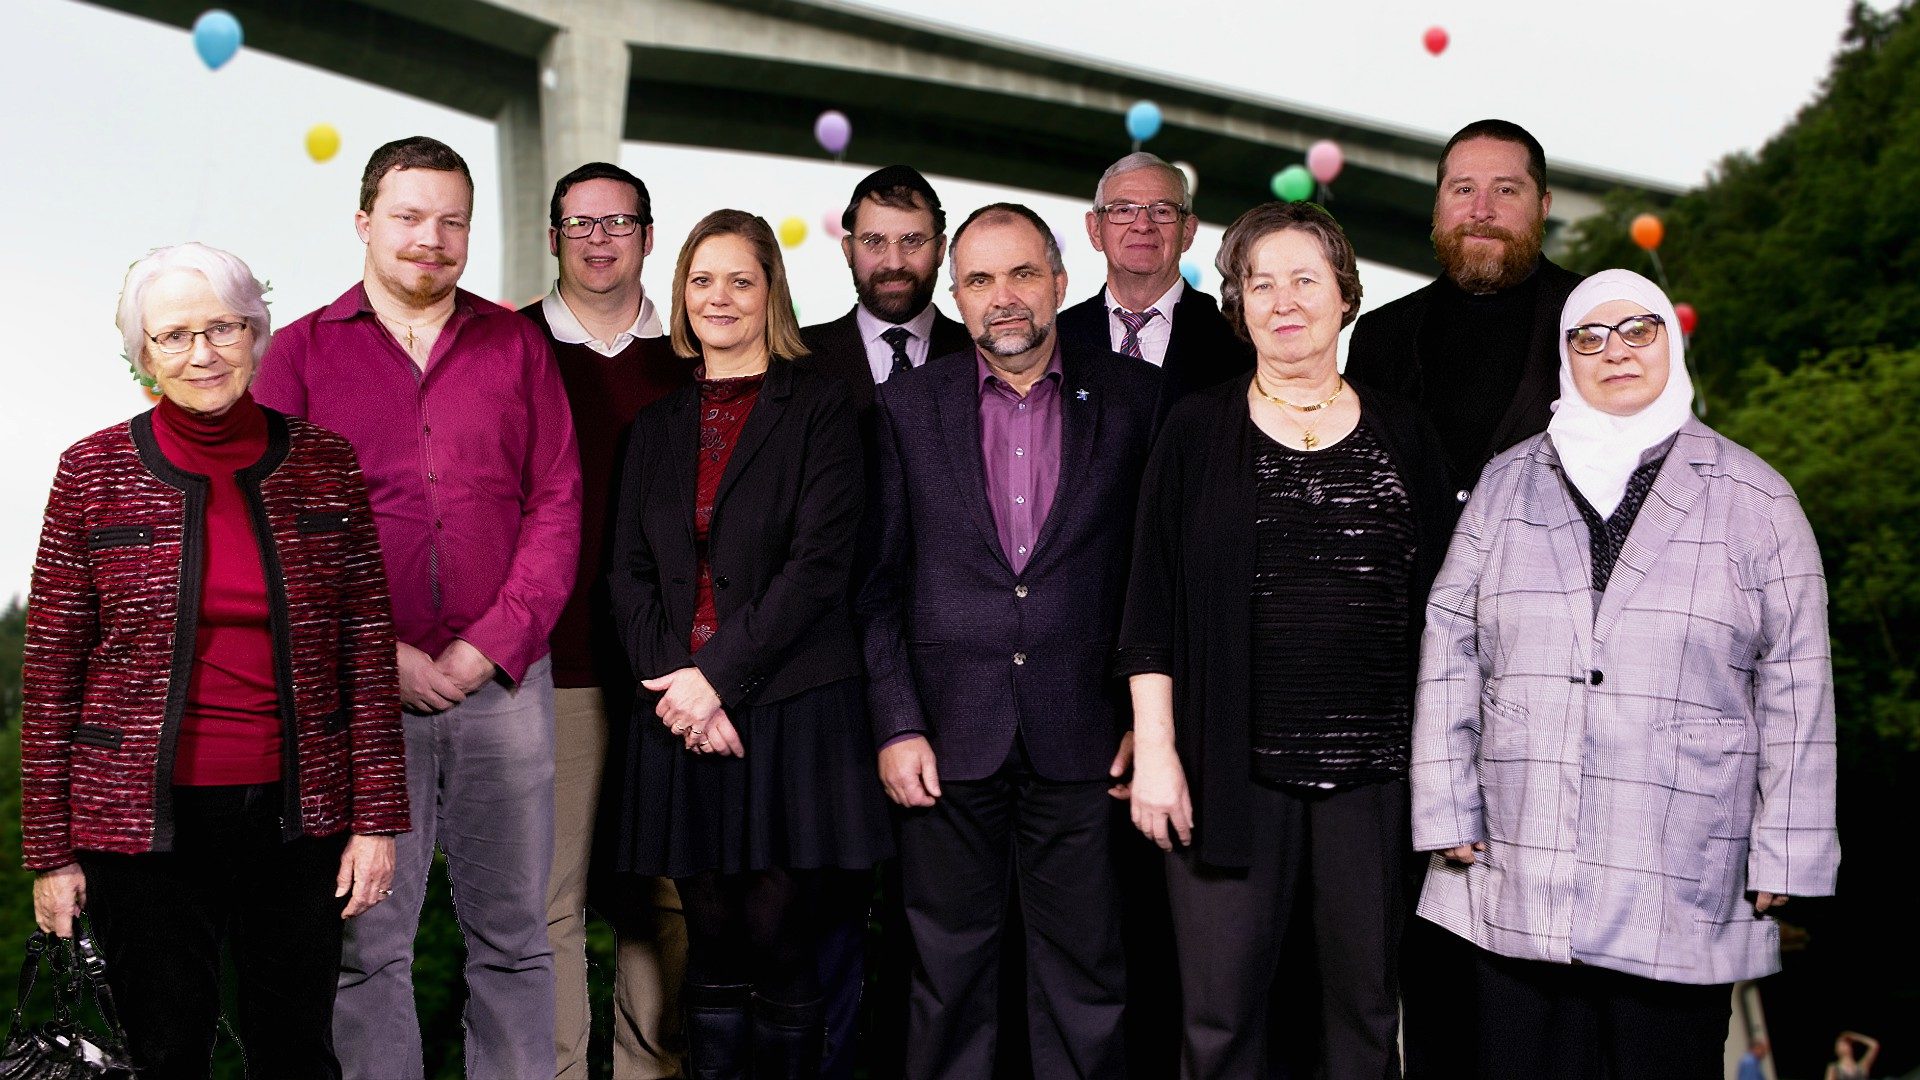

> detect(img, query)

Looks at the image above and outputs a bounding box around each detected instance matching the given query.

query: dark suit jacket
[799,305,974,412]
[608,358,865,708]
[1056,284,1254,424]
[1114,376,1456,868]
[858,335,1161,783]
[1344,258,1583,489]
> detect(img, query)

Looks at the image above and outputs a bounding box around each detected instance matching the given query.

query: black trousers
[1473,948,1732,1080]
[899,740,1127,1080]
[76,783,350,1080]
[1164,779,1406,1080]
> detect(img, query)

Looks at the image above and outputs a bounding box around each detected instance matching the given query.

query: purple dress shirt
[978,345,1063,574]
[254,284,582,683]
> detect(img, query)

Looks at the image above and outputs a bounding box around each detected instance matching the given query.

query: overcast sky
[0,0,1876,595]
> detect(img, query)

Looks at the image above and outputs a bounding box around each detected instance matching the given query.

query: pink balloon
[822,211,847,239]
[814,110,852,156]
[1306,140,1344,185]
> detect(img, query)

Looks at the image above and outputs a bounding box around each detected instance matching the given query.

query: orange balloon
[1630,213,1664,251]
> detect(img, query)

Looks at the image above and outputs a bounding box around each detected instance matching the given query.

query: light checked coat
[1410,417,1840,984]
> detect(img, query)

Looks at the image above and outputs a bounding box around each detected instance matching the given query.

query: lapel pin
[1075,388,1090,401]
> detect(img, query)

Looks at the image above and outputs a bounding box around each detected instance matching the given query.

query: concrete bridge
[87,0,1678,300]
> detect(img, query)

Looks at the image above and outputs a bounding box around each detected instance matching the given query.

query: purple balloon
[814,110,852,156]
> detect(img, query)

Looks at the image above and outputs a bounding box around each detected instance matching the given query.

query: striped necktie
[1115,307,1160,360]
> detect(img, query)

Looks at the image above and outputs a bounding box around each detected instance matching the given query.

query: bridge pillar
[496,22,631,306]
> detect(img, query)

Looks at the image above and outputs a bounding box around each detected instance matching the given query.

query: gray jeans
[335,655,558,1080]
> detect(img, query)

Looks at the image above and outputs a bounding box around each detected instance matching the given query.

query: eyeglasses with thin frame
[1565,313,1665,355]
[855,233,933,255]
[147,320,250,355]
[558,214,643,239]
[1097,200,1187,225]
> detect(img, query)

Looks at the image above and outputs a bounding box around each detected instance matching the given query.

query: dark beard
[1433,221,1544,293]
[855,268,937,324]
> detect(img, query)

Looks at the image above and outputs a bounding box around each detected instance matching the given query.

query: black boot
[685,982,753,1079]
[751,993,825,1079]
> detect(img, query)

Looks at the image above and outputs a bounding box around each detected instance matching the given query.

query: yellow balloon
[778,216,807,249]
[306,123,341,163]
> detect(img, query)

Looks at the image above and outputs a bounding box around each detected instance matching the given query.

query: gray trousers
[336,656,559,1080]
[549,686,686,1080]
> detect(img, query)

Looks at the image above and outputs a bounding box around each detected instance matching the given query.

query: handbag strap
[68,921,132,1055]
[3,931,51,1044]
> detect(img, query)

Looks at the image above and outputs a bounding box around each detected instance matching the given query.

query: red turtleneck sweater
[151,392,282,785]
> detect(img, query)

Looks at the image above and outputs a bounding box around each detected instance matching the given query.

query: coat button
[715,576,731,589]
[1012,652,1027,666]
[1455,489,1471,504]
[1014,585,1028,598]
[1589,669,1604,685]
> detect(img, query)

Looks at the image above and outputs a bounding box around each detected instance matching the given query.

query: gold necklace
[1254,374,1344,450]
[371,303,451,353]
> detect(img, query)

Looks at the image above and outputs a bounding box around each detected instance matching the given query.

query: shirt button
[1014,447,1025,457]
[1589,669,1604,685]
[1017,545,1027,555]
[428,472,436,482]
[1012,652,1027,666]
[1455,489,1470,504]
[435,521,444,530]
[1014,495,1026,505]
[1017,402,1026,410]
[1014,585,1028,598]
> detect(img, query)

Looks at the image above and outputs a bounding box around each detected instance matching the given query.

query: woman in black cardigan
[608,210,892,1079]
[1115,201,1456,1080]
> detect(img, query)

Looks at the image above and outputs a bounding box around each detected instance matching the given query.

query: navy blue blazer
[857,335,1161,783]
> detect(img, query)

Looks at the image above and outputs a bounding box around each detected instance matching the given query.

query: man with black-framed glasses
[801,165,972,412]
[517,160,697,1080]
[1058,151,1252,426]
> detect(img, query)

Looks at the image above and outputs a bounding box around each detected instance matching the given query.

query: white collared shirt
[856,303,940,385]
[1102,278,1185,368]
[540,282,664,356]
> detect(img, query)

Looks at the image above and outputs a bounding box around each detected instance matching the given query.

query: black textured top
[1563,446,1671,597]
[1249,421,1417,787]
[1416,272,1541,483]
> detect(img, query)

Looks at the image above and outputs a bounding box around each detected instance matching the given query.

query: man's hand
[336,834,397,918]
[32,864,86,938]
[1107,731,1134,800]
[434,639,498,696]
[878,736,942,808]
[397,641,466,714]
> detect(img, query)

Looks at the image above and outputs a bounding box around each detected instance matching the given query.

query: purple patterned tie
[1115,307,1160,360]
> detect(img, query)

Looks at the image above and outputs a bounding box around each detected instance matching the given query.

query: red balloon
[1673,302,1698,336]
[1423,26,1449,56]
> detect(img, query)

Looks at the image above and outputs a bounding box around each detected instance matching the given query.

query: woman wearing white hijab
[1409,269,1840,1078]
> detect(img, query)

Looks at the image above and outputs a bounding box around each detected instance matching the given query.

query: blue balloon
[1125,100,1163,143]
[1180,260,1202,289]
[193,9,243,71]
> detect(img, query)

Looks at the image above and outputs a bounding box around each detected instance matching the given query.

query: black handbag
[1,924,136,1079]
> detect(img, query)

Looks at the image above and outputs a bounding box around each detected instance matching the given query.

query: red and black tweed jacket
[20,406,410,870]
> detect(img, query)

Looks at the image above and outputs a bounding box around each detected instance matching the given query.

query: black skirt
[612,676,894,878]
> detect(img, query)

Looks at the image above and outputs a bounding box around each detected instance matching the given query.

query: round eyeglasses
[855,233,933,255]
[147,319,250,355]
[558,214,643,239]
[1096,200,1186,225]
[1565,313,1665,355]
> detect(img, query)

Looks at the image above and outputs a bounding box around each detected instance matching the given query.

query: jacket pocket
[86,525,152,550]
[71,724,123,751]
[1478,696,1532,844]
[295,511,353,534]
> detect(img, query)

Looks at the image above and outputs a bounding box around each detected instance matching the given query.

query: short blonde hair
[116,242,273,378]
[669,210,808,362]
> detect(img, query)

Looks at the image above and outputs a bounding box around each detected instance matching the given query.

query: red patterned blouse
[690,371,765,653]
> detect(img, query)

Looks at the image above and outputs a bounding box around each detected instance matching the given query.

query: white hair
[1093,152,1189,209]
[116,242,272,378]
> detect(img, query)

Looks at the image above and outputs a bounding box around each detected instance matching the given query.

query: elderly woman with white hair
[21,242,410,1077]
[1410,269,1840,1078]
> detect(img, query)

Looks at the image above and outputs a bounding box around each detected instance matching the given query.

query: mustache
[984,302,1035,324]
[1450,223,1523,244]
[399,250,457,268]
[867,269,920,286]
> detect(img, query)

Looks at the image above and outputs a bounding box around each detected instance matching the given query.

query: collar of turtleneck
[153,390,269,472]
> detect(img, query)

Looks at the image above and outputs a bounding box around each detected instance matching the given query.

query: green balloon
[1272,164,1315,202]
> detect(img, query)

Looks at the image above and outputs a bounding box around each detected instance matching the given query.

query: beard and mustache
[1433,219,1545,294]
[973,302,1054,358]
[855,266,938,324]
[377,249,461,308]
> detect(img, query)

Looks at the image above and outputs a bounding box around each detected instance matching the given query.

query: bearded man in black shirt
[1346,119,1582,506]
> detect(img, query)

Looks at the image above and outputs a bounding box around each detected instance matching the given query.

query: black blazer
[858,335,1161,783]
[1056,285,1254,424]
[1113,375,1457,868]
[608,358,864,708]
[799,305,974,412]
[1344,257,1583,489]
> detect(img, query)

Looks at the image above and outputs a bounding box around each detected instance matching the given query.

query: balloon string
[1646,248,1671,292]
[1317,183,1333,203]
[1131,139,1141,152]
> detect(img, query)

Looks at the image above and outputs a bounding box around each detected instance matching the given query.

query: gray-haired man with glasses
[1058,151,1252,425]
[801,165,973,412]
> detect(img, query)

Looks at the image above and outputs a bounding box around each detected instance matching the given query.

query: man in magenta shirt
[255,136,581,1080]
